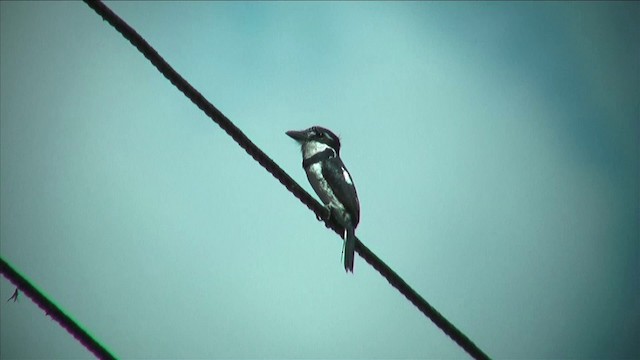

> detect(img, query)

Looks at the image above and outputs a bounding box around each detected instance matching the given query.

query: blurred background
[1,1,638,358]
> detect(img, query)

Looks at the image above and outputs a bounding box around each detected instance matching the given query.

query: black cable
[82,1,490,359]
[0,257,116,360]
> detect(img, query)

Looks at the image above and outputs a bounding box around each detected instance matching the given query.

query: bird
[286,126,360,272]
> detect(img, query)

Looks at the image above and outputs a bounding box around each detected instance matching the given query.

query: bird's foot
[316,207,331,223]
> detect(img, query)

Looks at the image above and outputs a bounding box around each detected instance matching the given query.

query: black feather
[321,157,360,228]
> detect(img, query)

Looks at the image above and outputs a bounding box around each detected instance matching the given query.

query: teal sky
[1,1,638,358]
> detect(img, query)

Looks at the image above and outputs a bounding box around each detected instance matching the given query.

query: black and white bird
[286,126,360,272]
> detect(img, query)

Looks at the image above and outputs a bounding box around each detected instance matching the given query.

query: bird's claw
[316,207,331,223]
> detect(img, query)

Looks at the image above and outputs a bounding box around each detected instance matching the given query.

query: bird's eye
[317,132,324,138]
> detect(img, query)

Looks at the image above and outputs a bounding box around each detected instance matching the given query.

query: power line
[0,257,116,360]
[81,1,491,359]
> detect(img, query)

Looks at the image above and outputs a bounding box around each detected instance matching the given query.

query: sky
[1,1,638,359]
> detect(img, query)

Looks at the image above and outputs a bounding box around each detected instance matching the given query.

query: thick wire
[82,1,490,359]
[0,257,116,360]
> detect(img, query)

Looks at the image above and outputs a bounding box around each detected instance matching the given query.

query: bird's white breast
[306,162,345,214]
[302,141,334,160]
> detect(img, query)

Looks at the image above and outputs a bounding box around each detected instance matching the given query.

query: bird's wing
[322,157,360,227]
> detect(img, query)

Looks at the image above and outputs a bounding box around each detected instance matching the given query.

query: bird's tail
[344,227,356,273]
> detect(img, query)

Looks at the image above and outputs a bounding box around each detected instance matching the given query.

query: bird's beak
[286,129,307,142]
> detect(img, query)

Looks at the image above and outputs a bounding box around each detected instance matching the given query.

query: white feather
[342,168,353,185]
[302,141,334,160]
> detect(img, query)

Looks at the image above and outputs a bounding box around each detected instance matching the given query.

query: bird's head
[286,126,341,159]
